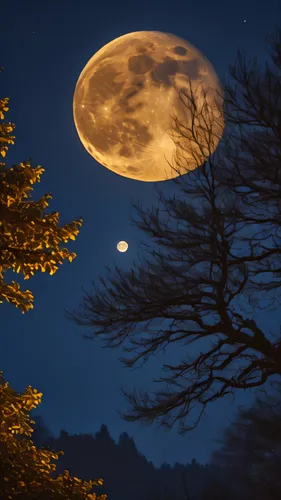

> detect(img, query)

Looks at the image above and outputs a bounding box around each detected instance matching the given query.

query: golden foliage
[0,89,83,313]
[0,372,106,500]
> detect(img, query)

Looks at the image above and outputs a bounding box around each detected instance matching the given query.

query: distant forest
[32,417,227,500]
[33,409,281,500]
[33,380,281,500]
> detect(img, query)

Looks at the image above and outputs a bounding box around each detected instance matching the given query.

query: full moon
[117,241,128,253]
[73,31,224,182]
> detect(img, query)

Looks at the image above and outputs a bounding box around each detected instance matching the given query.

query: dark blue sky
[1,0,280,467]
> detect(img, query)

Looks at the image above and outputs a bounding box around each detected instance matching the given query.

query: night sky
[1,0,280,467]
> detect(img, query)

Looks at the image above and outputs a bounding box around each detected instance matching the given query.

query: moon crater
[128,54,156,74]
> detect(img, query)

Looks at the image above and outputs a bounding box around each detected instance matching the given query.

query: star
[243,20,247,23]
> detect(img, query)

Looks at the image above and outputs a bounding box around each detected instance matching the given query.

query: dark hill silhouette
[32,418,228,500]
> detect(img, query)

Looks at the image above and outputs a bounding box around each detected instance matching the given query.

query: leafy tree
[0,77,83,313]
[0,372,106,499]
[68,29,281,434]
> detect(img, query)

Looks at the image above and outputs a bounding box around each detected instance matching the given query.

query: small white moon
[117,241,128,252]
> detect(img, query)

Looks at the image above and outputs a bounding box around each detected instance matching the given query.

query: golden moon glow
[117,241,128,253]
[73,31,224,182]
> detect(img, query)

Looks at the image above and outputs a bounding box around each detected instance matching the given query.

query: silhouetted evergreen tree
[211,381,281,500]
[32,415,53,446]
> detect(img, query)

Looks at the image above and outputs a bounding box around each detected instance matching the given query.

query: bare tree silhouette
[67,28,281,434]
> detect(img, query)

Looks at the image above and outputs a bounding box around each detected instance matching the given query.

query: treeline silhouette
[31,418,238,500]
[33,380,281,500]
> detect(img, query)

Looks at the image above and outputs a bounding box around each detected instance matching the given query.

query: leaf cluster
[0,95,83,313]
[0,372,106,500]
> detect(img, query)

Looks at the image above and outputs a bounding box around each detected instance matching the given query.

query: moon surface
[73,31,224,182]
[117,241,128,252]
